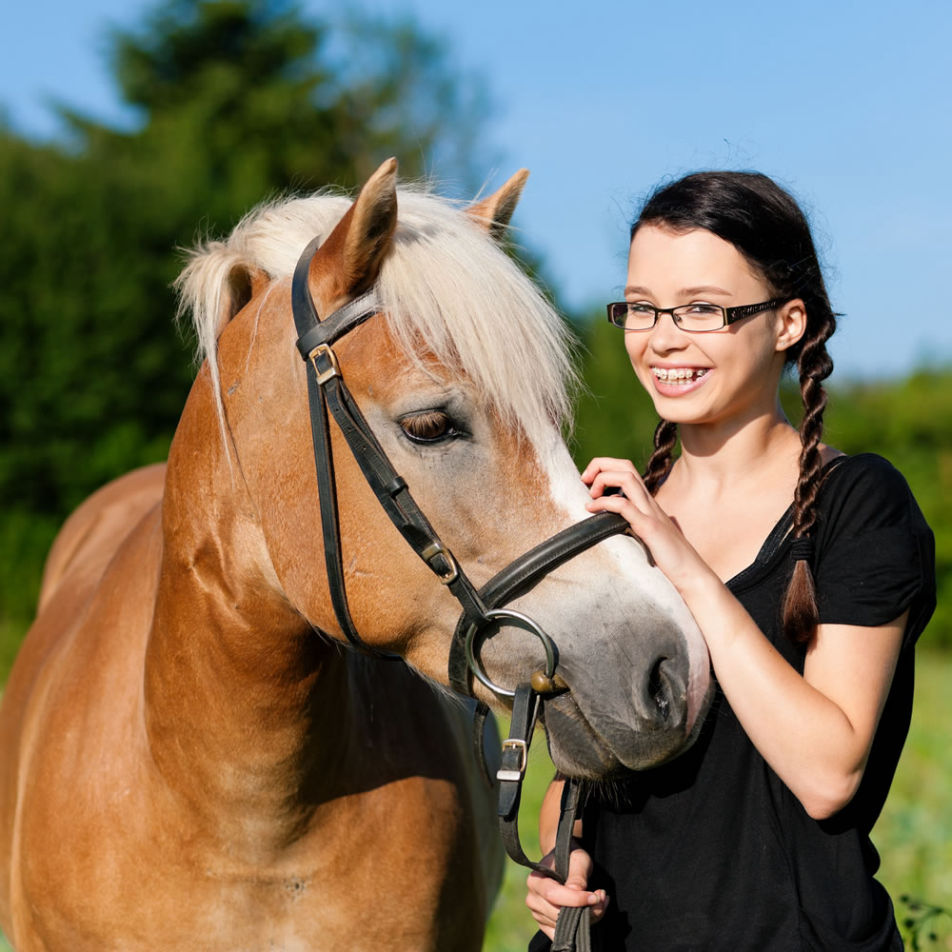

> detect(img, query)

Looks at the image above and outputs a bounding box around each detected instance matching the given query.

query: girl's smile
[649,365,711,394]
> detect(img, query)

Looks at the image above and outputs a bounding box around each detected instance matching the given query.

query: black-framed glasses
[605,298,788,333]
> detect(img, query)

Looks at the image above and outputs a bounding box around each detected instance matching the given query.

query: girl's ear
[775,299,808,352]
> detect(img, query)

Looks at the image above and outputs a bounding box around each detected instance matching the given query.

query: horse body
[0,160,710,949]
[1,412,497,951]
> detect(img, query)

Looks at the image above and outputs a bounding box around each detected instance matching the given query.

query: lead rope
[497,684,591,952]
[550,779,591,952]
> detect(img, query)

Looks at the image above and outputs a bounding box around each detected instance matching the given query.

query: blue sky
[3,0,950,379]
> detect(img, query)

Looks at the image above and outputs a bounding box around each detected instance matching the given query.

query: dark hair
[634,171,836,644]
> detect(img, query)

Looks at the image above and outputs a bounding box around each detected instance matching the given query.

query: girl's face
[623,224,804,429]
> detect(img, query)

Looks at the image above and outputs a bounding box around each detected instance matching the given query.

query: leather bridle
[292,234,629,696]
[292,235,627,948]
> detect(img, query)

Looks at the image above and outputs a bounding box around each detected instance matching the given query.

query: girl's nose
[648,311,689,351]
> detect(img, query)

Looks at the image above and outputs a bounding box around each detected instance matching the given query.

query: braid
[643,419,678,495]
[782,311,836,644]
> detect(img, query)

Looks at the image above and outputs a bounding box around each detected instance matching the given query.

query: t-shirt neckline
[726,454,850,590]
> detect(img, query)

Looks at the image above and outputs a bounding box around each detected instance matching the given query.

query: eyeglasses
[605,298,788,333]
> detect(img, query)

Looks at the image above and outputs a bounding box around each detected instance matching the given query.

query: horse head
[175,158,711,779]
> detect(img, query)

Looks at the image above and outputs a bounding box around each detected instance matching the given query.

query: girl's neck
[667,404,801,499]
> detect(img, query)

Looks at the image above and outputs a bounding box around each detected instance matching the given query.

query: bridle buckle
[421,541,460,585]
[496,738,528,782]
[309,343,340,385]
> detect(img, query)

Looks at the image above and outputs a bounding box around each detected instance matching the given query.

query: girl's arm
[583,457,907,820]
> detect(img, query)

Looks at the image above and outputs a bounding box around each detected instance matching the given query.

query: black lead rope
[550,779,592,952]
[497,684,591,952]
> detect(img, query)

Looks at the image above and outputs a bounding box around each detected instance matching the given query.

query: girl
[526,172,935,951]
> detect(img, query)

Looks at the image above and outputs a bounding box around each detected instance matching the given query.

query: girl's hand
[525,845,608,940]
[580,457,713,595]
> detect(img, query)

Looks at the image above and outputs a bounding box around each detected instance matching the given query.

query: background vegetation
[0,1,948,949]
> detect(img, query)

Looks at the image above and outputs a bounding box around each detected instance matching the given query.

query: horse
[0,159,711,951]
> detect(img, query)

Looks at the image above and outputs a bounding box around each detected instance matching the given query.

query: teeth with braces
[653,367,708,382]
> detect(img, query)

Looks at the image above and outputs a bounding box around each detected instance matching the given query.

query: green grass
[873,649,952,948]
[0,651,948,951]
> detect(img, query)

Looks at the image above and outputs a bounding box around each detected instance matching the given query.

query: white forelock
[175,184,578,452]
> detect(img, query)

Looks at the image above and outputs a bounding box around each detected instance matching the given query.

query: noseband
[292,234,629,696]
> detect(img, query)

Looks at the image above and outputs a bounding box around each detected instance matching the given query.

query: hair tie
[790,537,814,563]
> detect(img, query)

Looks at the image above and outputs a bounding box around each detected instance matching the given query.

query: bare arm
[583,457,907,820]
[538,776,565,855]
[667,568,905,818]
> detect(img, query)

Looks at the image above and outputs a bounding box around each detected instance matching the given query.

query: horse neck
[144,367,358,853]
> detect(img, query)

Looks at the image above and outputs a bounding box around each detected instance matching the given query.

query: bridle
[292,235,626,948]
[292,234,629,695]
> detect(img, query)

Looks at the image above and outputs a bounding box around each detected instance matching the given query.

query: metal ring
[464,608,558,699]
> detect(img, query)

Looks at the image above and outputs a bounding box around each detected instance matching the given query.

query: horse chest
[14,770,485,951]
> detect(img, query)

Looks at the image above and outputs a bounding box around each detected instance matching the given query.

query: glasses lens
[608,303,656,329]
[673,304,726,332]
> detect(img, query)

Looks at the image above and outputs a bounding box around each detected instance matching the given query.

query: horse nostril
[647,658,671,721]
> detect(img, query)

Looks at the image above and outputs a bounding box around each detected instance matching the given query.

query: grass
[0,651,948,951]
[873,649,952,949]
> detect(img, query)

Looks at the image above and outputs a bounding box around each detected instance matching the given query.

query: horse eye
[398,409,462,444]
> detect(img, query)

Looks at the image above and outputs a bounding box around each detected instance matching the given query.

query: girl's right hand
[525,844,608,940]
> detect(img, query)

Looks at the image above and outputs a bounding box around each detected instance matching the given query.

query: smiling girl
[526,172,935,951]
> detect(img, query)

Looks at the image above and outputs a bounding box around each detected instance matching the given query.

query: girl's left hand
[580,457,710,594]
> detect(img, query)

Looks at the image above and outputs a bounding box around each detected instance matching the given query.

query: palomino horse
[0,160,710,950]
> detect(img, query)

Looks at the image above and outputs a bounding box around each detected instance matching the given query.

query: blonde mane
[175,184,578,452]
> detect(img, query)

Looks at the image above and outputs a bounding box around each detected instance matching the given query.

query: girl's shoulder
[817,452,926,534]
[812,452,935,643]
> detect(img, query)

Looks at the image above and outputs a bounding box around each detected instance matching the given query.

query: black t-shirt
[573,454,935,952]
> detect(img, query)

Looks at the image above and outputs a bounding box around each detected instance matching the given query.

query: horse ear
[310,157,398,308]
[467,169,530,241]
[218,265,270,330]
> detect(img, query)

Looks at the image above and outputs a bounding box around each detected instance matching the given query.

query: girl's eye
[399,410,463,444]
[685,303,721,315]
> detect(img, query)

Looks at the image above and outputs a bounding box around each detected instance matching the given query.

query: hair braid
[643,419,678,495]
[782,311,836,643]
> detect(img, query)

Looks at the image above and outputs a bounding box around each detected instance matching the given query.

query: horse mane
[174,184,578,453]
